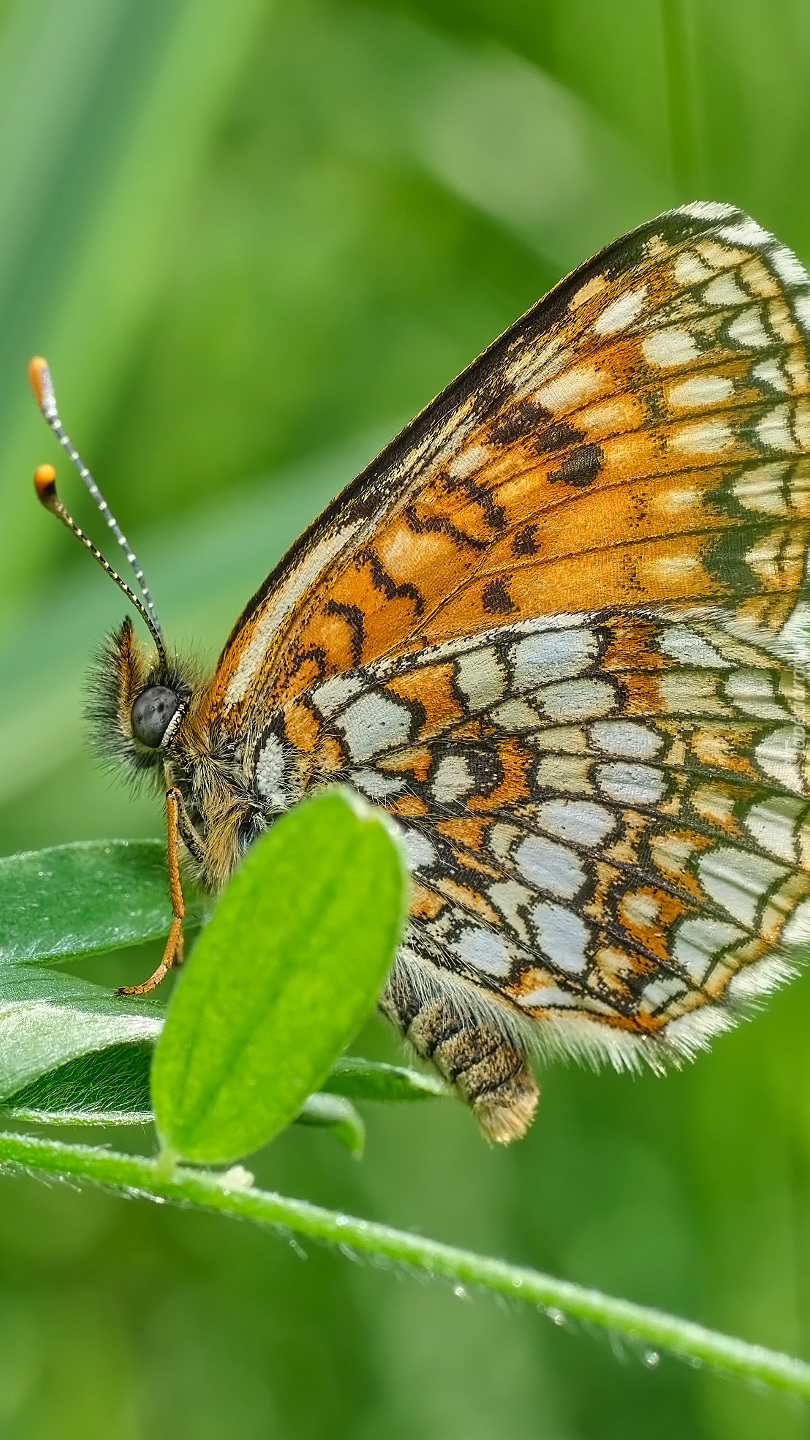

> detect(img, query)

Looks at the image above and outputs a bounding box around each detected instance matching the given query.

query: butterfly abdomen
[380,957,538,1143]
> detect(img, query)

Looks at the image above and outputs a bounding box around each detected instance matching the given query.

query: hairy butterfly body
[32,202,810,1142]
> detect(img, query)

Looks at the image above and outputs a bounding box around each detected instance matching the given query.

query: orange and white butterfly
[30,201,810,1142]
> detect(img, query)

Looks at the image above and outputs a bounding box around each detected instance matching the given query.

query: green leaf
[0,839,204,965]
[2,1042,153,1126]
[0,966,162,1100]
[325,1057,447,1102]
[295,1093,366,1156]
[151,788,408,1165]
[0,1043,443,1130]
[2,1053,431,1136]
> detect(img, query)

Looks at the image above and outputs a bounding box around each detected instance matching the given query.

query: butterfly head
[87,616,198,781]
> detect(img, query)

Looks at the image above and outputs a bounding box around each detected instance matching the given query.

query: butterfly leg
[380,964,539,1143]
[118,787,186,997]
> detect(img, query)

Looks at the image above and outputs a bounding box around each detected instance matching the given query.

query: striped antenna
[32,463,168,668]
[28,356,162,637]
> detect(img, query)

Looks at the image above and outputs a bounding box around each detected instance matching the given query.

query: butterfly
[30,201,810,1143]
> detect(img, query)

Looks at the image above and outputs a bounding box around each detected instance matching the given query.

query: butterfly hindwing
[242,607,809,1063]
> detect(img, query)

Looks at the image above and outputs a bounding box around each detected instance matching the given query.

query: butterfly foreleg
[118,786,187,997]
[379,957,539,1143]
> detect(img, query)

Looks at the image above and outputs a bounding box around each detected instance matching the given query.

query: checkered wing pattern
[295,613,810,1065]
[206,201,810,1065]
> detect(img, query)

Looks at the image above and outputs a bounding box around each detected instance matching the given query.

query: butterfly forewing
[210,201,810,714]
[201,201,810,1072]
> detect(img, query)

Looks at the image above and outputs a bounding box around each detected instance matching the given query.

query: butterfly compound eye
[131,686,181,748]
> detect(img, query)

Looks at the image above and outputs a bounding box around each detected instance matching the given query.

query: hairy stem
[0,1129,807,1396]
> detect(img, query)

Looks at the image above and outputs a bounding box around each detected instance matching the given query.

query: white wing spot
[727,308,771,348]
[659,672,726,714]
[752,358,789,394]
[672,914,746,983]
[656,486,701,514]
[593,284,648,336]
[311,672,365,717]
[400,828,437,873]
[659,626,731,668]
[597,762,666,805]
[532,901,591,973]
[698,847,787,927]
[335,691,414,762]
[448,444,491,479]
[255,735,293,809]
[590,720,663,760]
[489,823,516,863]
[756,404,796,452]
[642,328,700,368]
[670,419,734,454]
[620,891,661,927]
[534,755,593,794]
[643,976,686,1010]
[514,835,586,900]
[510,626,596,691]
[730,460,791,514]
[702,273,748,308]
[652,831,696,874]
[537,678,616,722]
[534,365,602,411]
[455,926,511,977]
[518,984,580,1010]
[535,799,617,846]
[674,250,713,286]
[352,769,407,801]
[668,373,734,408]
[454,647,507,710]
[491,698,541,730]
[653,553,701,581]
[745,795,806,862]
[749,731,801,789]
[725,670,786,720]
[488,879,532,944]
[431,755,475,805]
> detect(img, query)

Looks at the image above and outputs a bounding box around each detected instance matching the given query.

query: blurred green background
[2,1,810,1436]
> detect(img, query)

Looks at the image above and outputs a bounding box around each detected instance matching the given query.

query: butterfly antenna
[32,462,168,667]
[28,356,162,637]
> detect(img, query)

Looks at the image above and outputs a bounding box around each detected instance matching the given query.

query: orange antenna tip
[33,463,57,504]
[28,357,56,417]
[26,358,165,655]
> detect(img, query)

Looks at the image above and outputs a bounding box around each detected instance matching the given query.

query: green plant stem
[0,1128,807,1397]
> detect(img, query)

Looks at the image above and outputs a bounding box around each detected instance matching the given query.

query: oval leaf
[3,1043,154,1126]
[0,966,162,1099]
[151,788,408,1164]
[325,1057,447,1102]
[295,1093,365,1156]
[0,840,204,964]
